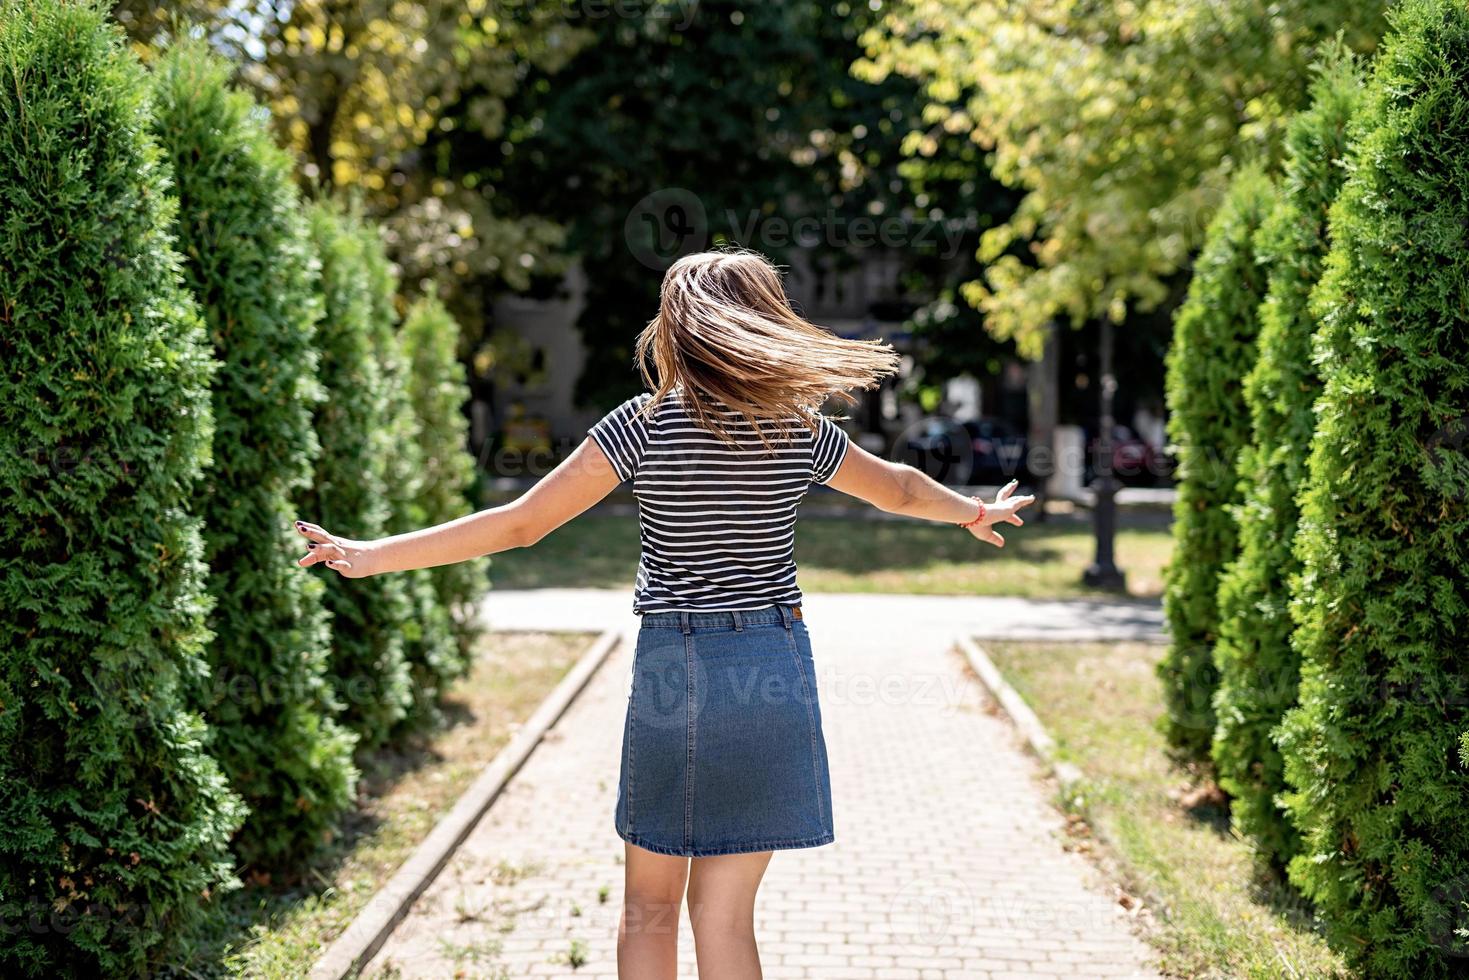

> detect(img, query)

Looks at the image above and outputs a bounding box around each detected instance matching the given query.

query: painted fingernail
[308,543,316,549]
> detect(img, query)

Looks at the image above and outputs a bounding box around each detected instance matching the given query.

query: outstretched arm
[295,437,622,578]
[824,442,1034,547]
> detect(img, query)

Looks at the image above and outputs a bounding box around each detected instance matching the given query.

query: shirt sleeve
[810,415,851,485]
[589,393,653,482]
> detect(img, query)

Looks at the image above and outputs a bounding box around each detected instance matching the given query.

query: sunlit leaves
[857,0,1388,354]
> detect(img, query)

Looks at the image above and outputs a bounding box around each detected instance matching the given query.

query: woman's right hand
[966,480,1035,548]
[294,520,381,578]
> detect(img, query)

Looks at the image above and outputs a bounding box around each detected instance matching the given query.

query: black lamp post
[1083,316,1127,590]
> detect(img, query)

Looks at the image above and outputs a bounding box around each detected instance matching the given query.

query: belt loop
[679,612,691,635]
[731,610,744,632]
[777,604,792,631]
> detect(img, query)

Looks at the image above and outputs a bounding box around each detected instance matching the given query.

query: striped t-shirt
[589,390,851,613]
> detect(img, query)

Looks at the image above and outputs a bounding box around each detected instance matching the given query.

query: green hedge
[358,226,461,722]
[1158,164,1276,762]
[1278,0,1469,973]
[300,203,414,748]
[401,289,489,661]
[150,39,358,868]
[0,3,243,974]
[1210,50,1363,873]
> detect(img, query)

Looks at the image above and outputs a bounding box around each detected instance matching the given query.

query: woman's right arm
[824,443,1035,547]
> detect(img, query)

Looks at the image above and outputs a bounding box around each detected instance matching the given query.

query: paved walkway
[364,592,1162,979]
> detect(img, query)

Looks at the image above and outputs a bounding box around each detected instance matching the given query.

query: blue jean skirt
[616,604,835,858]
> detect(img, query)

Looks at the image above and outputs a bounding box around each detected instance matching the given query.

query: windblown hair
[635,249,899,443]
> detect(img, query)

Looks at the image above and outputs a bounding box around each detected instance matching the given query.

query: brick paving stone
[362,593,1160,979]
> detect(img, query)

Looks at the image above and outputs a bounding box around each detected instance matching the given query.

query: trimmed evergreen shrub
[401,289,489,661]
[1158,164,1276,762]
[1277,1,1469,973]
[1210,50,1363,873]
[150,39,358,868]
[301,202,414,747]
[358,226,461,721]
[0,2,243,974]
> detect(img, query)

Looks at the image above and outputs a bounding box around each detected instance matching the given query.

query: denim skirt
[615,604,835,857]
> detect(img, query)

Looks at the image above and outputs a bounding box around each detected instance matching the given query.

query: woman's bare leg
[618,842,689,980]
[686,851,773,980]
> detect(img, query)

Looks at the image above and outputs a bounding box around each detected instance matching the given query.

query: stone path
[363,592,1162,979]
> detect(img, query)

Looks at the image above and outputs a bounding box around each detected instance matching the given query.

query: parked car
[898,417,972,485]
[964,417,1030,485]
[898,416,1029,486]
[1084,424,1172,486]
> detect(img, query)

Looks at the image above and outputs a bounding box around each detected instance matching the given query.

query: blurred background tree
[113,0,594,325]
[470,0,1022,406]
[857,0,1390,355]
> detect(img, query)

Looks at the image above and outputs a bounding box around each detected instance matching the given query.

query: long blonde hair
[634,249,899,443]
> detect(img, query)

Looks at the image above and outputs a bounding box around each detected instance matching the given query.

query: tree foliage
[857,0,1388,354]
[358,224,462,720]
[1277,1,1469,972]
[486,0,975,406]
[113,0,592,318]
[300,202,414,748]
[149,38,359,868]
[400,289,489,660]
[1158,165,1275,762]
[0,2,243,973]
[1210,49,1362,873]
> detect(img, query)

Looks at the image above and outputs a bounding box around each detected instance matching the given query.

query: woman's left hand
[966,480,1036,548]
[294,520,381,578]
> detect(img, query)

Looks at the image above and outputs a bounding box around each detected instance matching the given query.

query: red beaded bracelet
[958,496,986,529]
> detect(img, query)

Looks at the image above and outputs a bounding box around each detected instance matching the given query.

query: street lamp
[1083,316,1127,590]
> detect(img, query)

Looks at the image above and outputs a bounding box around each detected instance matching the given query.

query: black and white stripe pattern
[589,391,850,613]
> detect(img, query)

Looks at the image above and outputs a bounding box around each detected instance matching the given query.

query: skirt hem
[617,826,834,858]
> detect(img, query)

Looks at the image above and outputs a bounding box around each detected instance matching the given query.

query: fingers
[294,520,335,545]
[1006,493,1036,525]
[298,552,354,574]
[969,524,1005,548]
[995,479,1018,502]
[297,539,348,568]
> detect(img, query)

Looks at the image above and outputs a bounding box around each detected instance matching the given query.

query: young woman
[295,249,1034,979]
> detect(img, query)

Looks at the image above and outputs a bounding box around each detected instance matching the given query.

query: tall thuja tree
[1277,1,1469,972]
[1158,165,1276,762]
[401,289,488,661]
[358,226,461,718]
[150,40,358,867]
[1210,51,1363,874]
[0,2,242,974]
[301,203,413,747]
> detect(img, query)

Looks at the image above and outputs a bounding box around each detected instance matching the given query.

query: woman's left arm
[294,437,622,578]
